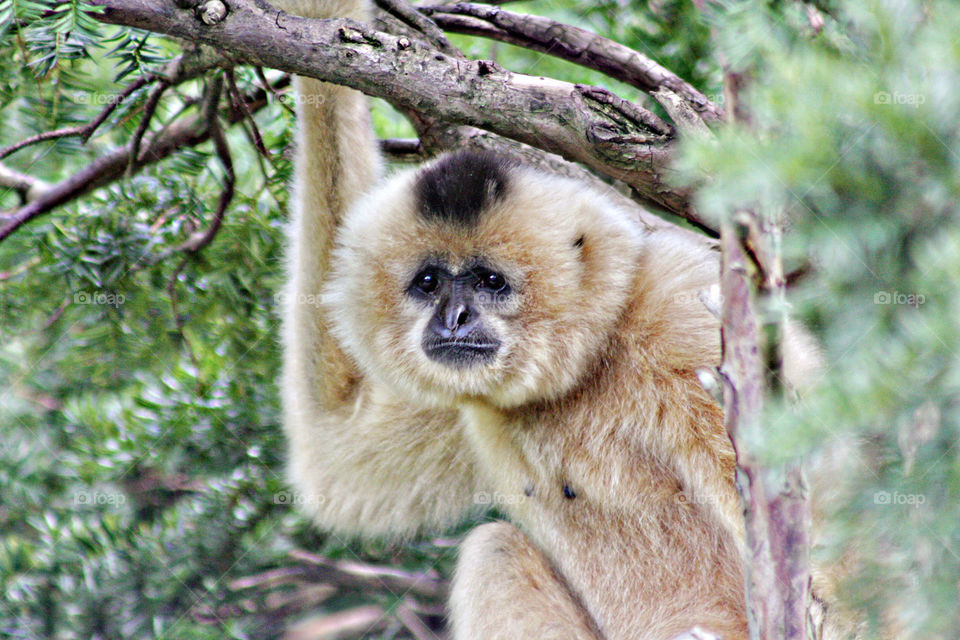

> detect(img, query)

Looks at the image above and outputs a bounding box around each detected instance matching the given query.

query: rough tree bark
[419,3,724,122]
[720,210,812,640]
[89,0,706,220]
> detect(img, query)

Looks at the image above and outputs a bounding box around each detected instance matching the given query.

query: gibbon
[277,0,752,638]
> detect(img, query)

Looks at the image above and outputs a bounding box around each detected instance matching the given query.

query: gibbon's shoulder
[625,227,723,370]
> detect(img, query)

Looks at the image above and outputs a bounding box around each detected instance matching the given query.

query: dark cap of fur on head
[414,151,515,226]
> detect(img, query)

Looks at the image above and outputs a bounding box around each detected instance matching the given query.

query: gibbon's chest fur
[457,259,748,639]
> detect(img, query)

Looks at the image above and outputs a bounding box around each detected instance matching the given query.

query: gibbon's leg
[450,522,605,640]
[278,0,484,538]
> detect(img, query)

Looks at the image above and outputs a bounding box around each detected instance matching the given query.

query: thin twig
[83,76,154,142]
[1,127,86,161]
[282,605,388,640]
[166,254,201,372]
[0,74,151,161]
[128,79,171,172]
[0,85,274,243]
[226,69,270,158]
[175,76,235,255]
[0,47,228,161]
[289,549,448,599]
[255,66,293,113]
[375,0,460,56]
[421,0,523,4]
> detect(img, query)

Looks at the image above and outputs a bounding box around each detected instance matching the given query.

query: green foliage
[677,0,960,636]
[1,0,106,75]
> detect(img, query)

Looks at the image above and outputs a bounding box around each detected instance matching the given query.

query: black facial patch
[414,151,515,226]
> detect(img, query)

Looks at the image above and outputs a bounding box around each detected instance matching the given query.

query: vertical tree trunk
[720,213,812,640]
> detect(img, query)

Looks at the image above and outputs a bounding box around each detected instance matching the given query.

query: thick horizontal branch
[90,0,698,219]
[420,3,724,123]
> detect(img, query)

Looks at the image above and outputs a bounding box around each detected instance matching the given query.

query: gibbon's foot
[449,521,604,640]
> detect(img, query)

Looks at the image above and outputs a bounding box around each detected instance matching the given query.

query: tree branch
[0,163,49,202]
[89,0,699,220]
[379,137,425,160]
[282,605,389,640]
[0,89,269,242]
[720,211,811,640]
[716,27,813,636]
[288,549,448,599]
[375,0,459,55]
[419,2,724,122]
[172,75,235,255]
[395,598,443,640]
[128,79,172,171]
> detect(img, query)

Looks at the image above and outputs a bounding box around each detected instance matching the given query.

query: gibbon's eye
[476,270,507,293]
[413,270,440,295]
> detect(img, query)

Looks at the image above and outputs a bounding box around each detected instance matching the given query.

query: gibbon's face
[407,259,509,370]
[324,151,643,408]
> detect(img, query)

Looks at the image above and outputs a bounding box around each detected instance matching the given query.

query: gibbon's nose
[443,301,472,332]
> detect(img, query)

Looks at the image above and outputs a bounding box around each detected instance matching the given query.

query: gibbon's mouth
[424,340,499,368]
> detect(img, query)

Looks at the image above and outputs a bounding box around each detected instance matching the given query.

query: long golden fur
[276,1,754,637]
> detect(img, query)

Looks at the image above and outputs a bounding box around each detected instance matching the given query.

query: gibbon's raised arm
[277,0,484,538]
